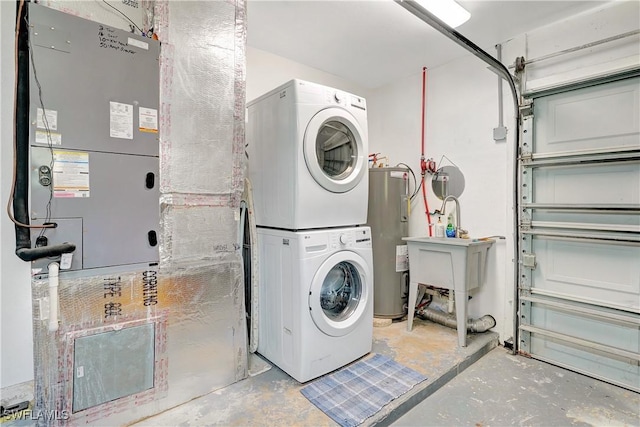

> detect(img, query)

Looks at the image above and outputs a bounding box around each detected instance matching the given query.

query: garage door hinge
[519,100,533,117]
[519,152,533,162]
[522,252,537,269]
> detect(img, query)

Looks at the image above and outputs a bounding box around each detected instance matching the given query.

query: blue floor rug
[300,354,427,427]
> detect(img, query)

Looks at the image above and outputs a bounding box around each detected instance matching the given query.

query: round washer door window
[309,251,370,337]
[303,108,366,193]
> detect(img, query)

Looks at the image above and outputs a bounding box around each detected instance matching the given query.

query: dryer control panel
[324,88,366,111]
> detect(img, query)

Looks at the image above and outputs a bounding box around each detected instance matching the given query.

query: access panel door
[518,75,640,392]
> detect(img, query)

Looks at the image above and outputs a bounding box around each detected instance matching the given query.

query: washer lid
[309,251,370,337]
[304,107,366,193]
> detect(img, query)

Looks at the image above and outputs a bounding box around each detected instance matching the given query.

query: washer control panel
[329,227,371,249]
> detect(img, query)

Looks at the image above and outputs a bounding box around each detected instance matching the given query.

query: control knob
[339,234,348,245]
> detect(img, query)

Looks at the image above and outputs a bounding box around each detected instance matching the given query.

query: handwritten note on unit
[97,25,137,55]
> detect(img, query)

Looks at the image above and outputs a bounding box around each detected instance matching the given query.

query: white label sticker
[390,171,407,179]
[53,150,90,198]
[77,366,84,378]
[35,130,62,145]
[36,108,58,130]
[138,107,158,133]
[128,37,149,50]
[395,244,409,272]
[60,253,73,270]
[109,101,133,139]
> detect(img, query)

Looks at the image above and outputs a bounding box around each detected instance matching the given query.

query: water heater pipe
[417,306,496,333]
[420,67,433,236]
[395,0,521,352]
[48,262,59,332]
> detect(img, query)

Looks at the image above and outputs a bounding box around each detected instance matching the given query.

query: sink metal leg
[455,289,468,347]
[407,280,419,331]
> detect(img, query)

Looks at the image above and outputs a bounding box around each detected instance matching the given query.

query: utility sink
[402,236,494,347]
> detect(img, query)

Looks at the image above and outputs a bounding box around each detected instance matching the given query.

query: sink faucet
[436,195,468,238]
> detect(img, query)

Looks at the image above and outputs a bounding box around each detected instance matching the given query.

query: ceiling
[246,0,608,89]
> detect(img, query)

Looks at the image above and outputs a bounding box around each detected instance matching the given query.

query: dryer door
[303,108,366,193]
[309,251,370,337]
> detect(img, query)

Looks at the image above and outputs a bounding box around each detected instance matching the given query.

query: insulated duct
[416,307,496,333]
[395,0,521,351]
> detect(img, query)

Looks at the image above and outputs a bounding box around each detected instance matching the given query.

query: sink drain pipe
[417,307,496,333]
[395,0,521,353]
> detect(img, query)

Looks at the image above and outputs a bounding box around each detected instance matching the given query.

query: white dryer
[247,79,369,230]
[257,226,373,382]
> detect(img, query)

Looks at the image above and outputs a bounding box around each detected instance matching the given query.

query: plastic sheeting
[29,0,248,425]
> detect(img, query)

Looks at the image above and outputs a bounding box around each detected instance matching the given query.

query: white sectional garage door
[517,75,640,392]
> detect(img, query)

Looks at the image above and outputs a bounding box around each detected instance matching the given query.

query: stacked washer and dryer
[247,79,373,382]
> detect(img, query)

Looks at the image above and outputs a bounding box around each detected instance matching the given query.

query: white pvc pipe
[48,262,59,332]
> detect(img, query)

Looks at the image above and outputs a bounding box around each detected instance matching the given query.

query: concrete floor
[5,317,637,426]
[393,345,640,427]
[133,318,499,426]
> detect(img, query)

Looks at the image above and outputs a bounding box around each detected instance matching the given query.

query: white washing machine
[247,79,369,230]
[257,226,373,382]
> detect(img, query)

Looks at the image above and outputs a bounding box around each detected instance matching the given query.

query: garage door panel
[520,75,640,391]
[534,78,640,155]
[532,162,640,205]
[529,333,640,392]
[531,210,640,231]
[531,238,640,310]
[530,304,640,353]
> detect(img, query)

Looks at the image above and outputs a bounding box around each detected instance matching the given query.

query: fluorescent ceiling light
[415,0,471,28]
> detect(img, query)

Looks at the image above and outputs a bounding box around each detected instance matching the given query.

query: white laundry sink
[402,236,494,346]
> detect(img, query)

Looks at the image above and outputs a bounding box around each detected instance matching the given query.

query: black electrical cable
[7,0,53,231]
[101,0,144,35]
[396,162,421,201]
[26,16,55,241]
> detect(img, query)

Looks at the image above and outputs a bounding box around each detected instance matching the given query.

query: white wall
[247,46,372,102]
[368,58,513,341]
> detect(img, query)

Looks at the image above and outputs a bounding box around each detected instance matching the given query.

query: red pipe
[421,67,432,236]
